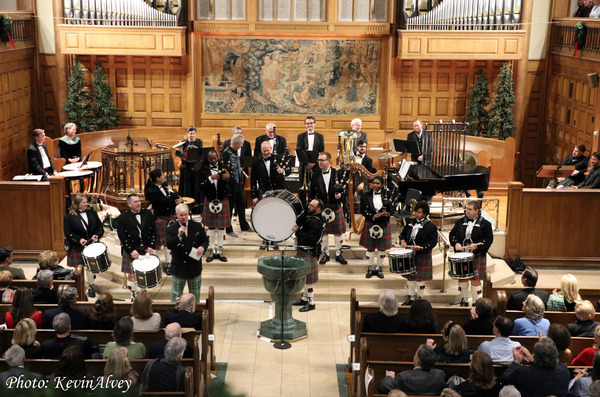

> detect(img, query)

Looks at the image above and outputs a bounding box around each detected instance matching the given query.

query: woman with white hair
[58,122,81,163]
[513,294,550,336]
[362,290,406,333]
[567,300,599,337]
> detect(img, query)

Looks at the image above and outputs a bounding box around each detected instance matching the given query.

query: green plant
[63,57,95,132]
[488,62,516,140]
[575,21,587,50]
[92,62,121,131]
[464,68,490,136]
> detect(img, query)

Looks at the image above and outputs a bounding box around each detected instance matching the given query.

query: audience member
[0,246,25,279]
[478,316,521,363]
[430,321,470,363]
[405,298,438,334]
[378,344,445,395]
[548,323,573,364]
[34,250,75,280]
[547,274,581,311]
[513,295,550,336]
[362,290,406,333]
[502,338,570,397]
[42,312,92,358]
[571,152,600,189]
[463,298,495,335]
[31,269,58,304]
[0,345,43,384]
[591,380,600,397]
[3,287,42,328]
[103,346,140,392]
[131,291,162,330]
[164,293,202,330]
[572,325,600,366]
[49,345,92,386]
[506,267,549,311]
[141,336,188,392]
[567,300,599,337]
[149,322,194,359]
[568,350,600,397]
[388,390,408,397]
[553,144,590,188]
[103,316,147,359]
[574,0,593,17]
[89,293,117,330]
[456,351,503,397]
[591,0,600,18]
[11,318,43,359]
[0,270,14,303]
[499,385,521,397]
[42,286,90,329]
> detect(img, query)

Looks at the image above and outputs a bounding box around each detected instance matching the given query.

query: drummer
[145,169,181,270]
[359,176,392,279]
[449,200,494,307]
[398,202,438,305]
[63,194,104,297]
[58,123,81,164]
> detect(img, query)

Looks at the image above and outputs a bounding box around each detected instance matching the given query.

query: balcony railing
[0,12,35,50]
[63,0,178,26]
[551,18,600,61]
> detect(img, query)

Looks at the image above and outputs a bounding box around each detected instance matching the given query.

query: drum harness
[208,158,230,214]
[461,215,484,252]
[368,187,394,240]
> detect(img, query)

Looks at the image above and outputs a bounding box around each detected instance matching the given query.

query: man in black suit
[31,269,58,304]
[0,345,43,385]
[0,246,25,279]
[296,116,325,207]
[41,313,93,358]
[148,322,194,359]
[26,128,56,180]
[254,123,287,157]
[350,118,368,145]
[571,151,600,189]
[463,297,496,335]
[166,204,208,302]
[41,287,90,330]
[506,267,549,311]
[552,144,589,188]
[164,293,203,330]
[117,193,157,300]
[141,337,187,392]
[222,126,252,158]
[406,118,425,163]
[222,134,251,236]
[250,141,290,250]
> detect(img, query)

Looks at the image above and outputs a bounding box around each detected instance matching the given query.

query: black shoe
[402,298,415,306]
[299,303,315,312]
[292,297,309,306]
[87,287,96,298]
[459,298,469,307]
[217,252,228,262]
[165,266,171,276]
[365,268,373,279]
[272,243,279,250]
[335,254,348,265]
[241,226,253,232]
[375,267,384,279]
[260,241,268,250]
[319,254,330,264]
[206,249,215,263]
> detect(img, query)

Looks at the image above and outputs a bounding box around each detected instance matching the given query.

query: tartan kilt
[67,249,84,268]
[155,216,172,249]
[323,205,346,235]
[359,220,392,252]
[121,251,134,274]
[202,197,231,229]
[404,250,433,281]
[472,252,487,281]
[297,249,318,285]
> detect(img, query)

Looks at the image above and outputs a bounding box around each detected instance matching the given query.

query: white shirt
[268,138,276,151]
[372,190,383,211]
[79,212,89,230]
[590,5,600,18]
[208,166,219,187]
[307,132,315,151]
[354,154,364,164]
[38,144,51,169]
[157,184,168,197]
[322,168,331,194]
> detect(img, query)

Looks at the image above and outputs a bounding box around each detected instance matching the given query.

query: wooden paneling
[506,182,600,267]
[38,54,60,138]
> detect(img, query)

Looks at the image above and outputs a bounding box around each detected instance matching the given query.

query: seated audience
[103,316,147,359]
[131,291,162,331]
[34,250,75,280]
[591,0,600,18]
[574,0,593,17]
[478,316,521,363]
[31,269,58,304]
[0,345,43,384]
[89,293,117,330]
[571,152,600,189]
[141,337,188,392]
[0,246,25,279]
[553,144,589,188]
[388,390,408,397]
[567,300,599,337]
[362,290,407,333]
[547,274,581,311]
[502,338,570,397]
[42,286,90,329]
[513,295,550,336]
[103,347,140,392]
[568,350,600,397]
[506,267,549,311]
[463,297,495,335]
[429,321,470,363]
[499,385,521,397]
[42,312,92,358]
[149,322,194,359]
[0,270,14,303]
[456,351,503,397]
[378,344,445,395]
[405,298,438,334]
[165,293,202,330]
[49,345,92,387]
[592,380,600,397]
[3,287,42,328]
[12,318,43,359]
[572,325,600,366]
[548,323,573,364]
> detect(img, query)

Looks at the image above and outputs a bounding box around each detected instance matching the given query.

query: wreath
[0,15,12,43]
[575,21,587,50]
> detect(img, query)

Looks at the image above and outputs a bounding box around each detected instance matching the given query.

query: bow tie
[263,157,271,162]
[356,154,363,158]
[373,191,382,195]
[38,144,44,147]
[308,132,314,135]
[210,166,218,170]
[132,212,140,215]
[322,170,330,175]
[79,210,86,213]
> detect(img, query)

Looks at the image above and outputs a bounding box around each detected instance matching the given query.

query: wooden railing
[551,18,600,61]
[0,12,35,48]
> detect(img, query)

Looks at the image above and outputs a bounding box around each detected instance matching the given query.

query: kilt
[359,219,392,252]
[472,252,486,281]
[403,250,433,281]
[67,249,84,268]
[323,205,346,235]
[202,197,231,229]
[155,216,173,249]
[297,249,318,285]
[121,251,134,274]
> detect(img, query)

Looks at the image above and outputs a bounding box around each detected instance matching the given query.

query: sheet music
[188,247,201,261]
[399,160,411,180]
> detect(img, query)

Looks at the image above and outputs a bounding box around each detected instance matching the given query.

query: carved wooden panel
[38,54,60,139]
[77,55,187,128]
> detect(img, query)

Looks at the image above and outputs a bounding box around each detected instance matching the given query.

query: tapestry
[202,37,380,115]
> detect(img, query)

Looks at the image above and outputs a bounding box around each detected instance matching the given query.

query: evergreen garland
[63,57,95,132]
[464,68,490,136]
[0,14,12,43]
[92,62,121,131]
[488,62,516,140]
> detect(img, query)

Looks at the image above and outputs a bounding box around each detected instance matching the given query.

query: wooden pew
[504,310,600,325]
[9,265,86,302]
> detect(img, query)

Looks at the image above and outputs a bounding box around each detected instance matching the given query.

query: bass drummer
[64,194,104,297]
[398,202,438,305]
[199,149,231,262]
[449,200,493,307]
[250,141,290,250]
[359,176,392,280]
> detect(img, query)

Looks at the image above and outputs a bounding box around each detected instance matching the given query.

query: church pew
[504,310,600,325]
[9,265,86,302]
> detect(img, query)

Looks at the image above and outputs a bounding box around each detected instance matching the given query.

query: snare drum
[251,190,303,242]
[82,242,111,273]
[448,252,476,279]
[388,248,416,275]
[132,255,162,288]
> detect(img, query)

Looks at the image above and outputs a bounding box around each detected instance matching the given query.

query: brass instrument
[299,165,312,191]
[337,129,361,166]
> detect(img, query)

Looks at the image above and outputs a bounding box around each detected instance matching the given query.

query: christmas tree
[92,62,121,131]
[488,62,516,140]
[465,68,490,136]
[63,57,94,132]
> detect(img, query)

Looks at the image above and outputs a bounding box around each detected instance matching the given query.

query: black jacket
[400,218,438,254]
[250,156,288,199]
[64,209,104,252]
[295,212,324,252]
[360,189,391,226]
[198,163,230,201]
[295,131,325,154]
[577,165,600,189]
[507,287,549,311]
[164,309,202,330]
[355,153,376,173]
[27,142,56,175]
[42,306,91,330]
[117,209,157,256]
[309,167,346,208]
[166,219,208,279]
[449,215,494,255]
[146,183,179,218]
[42,334,93,359]
[254,135,287,157]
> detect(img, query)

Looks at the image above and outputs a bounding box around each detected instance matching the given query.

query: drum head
[389,248,413,256]
[252,196,297,243]
[449,252,474,260]
[132,255,160,272]
[83,242,107,257]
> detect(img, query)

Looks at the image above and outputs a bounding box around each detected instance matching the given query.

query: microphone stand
[273,244,291,350]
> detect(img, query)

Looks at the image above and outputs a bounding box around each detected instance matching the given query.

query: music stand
[536,165,575,189]
[191,147,215,171]
[297,150,319,165]
[240,156,255,169]
[78,152,92,169]
[392,139,419,159]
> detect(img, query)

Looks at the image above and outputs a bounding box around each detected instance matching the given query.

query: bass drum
[251,190,303,243]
